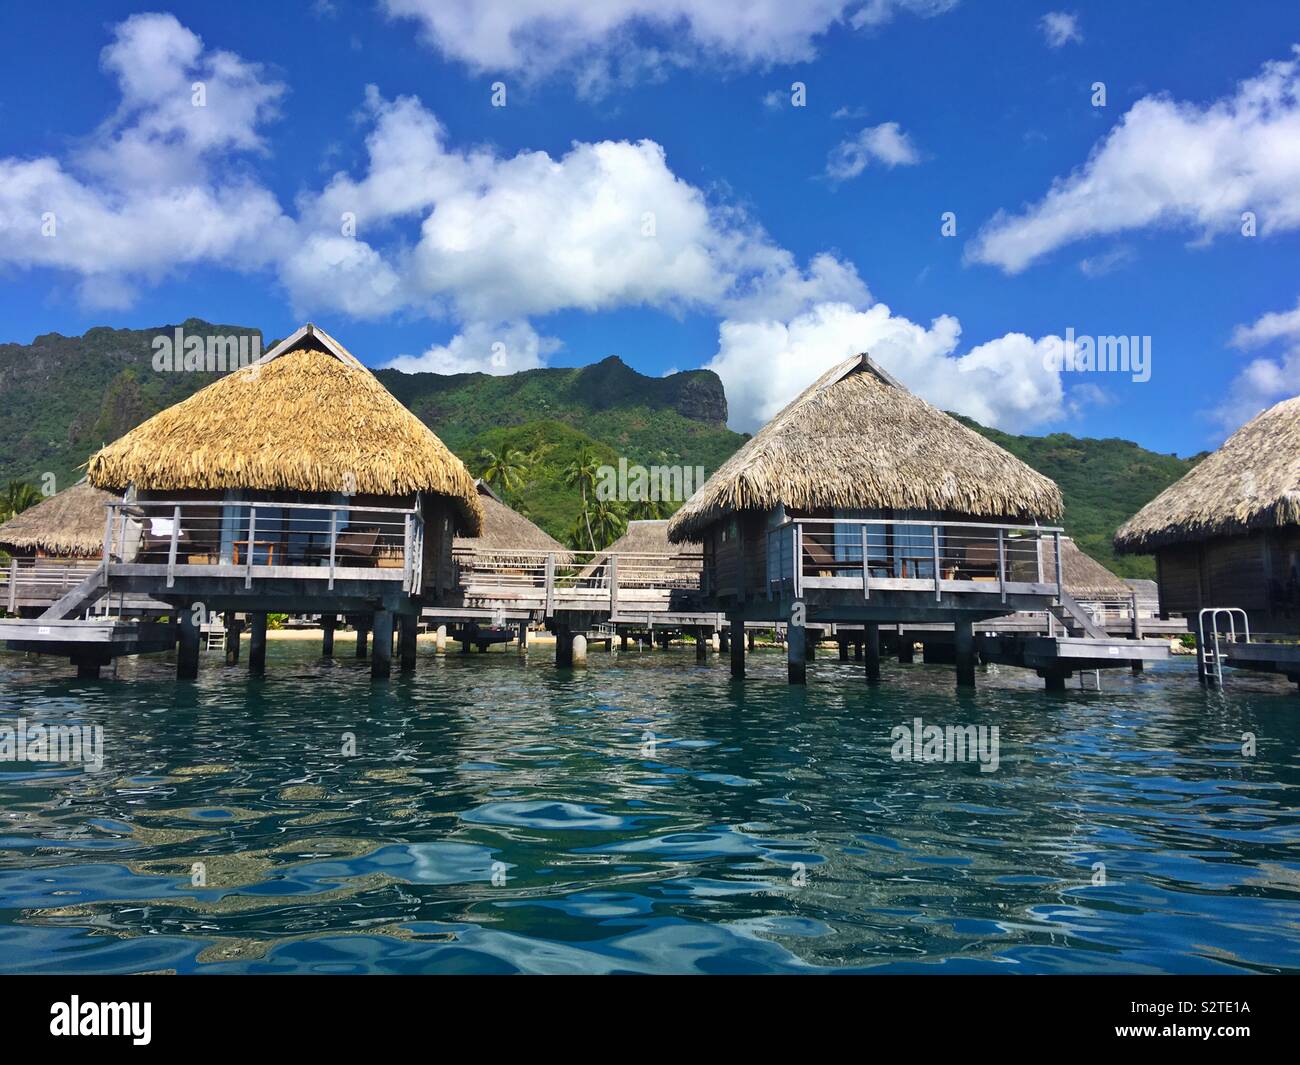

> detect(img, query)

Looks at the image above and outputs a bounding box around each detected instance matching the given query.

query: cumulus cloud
[386,320,560,374]
[1039,12,1082,48]
[285,87,870,341]
[707,301,1068,433]
[968,48,1300,273]
[0,12,289,308]
[1213,297,1300,432]
[382,0,959,88]
[826,122,921,180]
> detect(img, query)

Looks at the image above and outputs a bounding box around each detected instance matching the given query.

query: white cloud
[0,13,289,308]
[1078,245,1135,278]
[1039,12,1082,49]
[386,320,559,375]
[1213,297,1300,432]
[851,0,960,30]
[707,301,1068,433]
[288,87,868,328]
[968,48,1300,273]
[383,0,958,88]
[826,122,921,180]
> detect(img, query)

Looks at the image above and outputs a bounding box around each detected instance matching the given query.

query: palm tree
[479,446,528,494]
[588,499,627,549]
[628,496,670,521]
[563,446,602,551]
[1,481,41,522]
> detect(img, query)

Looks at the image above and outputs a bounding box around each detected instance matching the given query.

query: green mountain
[0,320,744,544]
[0,319,1198,570]
[954,416,1202,578]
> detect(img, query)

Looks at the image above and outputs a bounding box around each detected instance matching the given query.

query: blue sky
[0,0,1296,455]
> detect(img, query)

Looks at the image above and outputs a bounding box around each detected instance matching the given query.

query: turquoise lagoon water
[0,639,1298,974]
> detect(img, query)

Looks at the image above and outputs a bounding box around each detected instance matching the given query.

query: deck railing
[102,500,424,592]
[766,517,1064,602]
[1,558,102,611]
[454,547,704,613]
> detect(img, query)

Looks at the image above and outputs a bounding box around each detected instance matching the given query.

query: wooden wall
[1156,528,1300,633]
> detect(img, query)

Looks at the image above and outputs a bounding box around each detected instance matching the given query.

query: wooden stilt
[178,607,200,680]
[729,617,745,678]
[224,616,243,665]
[371,610,393,679]
[787,623,807,684]
[864,622,881,683]
[954,620,976,689]
[249,612,267,676]
[399,614,417,672]
[321,614,335,657]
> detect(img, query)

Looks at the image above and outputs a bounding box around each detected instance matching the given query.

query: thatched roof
[455,480,567,554]
[1115,395,1300,553]
[581,520,702,583]
[86,324,482,534]
[1045,536,1131,600]
[0,479,118,557]
[604,519,696,555]
[667,353,1063,542]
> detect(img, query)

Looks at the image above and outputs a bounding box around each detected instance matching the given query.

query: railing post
[792,523,802,599]
[328,509,337,590]
[1035,531,1044,584]
[544,552,555,618]
[166,504,181,588]
[1053,531,1062,599]
[7,558,16,614]
[102,507,114,570]
[609,554,619,617]
[402,512,413,593]
[861,526,870,600]
[413,516,423,592]
[245,505,257,590]
[932,525,941,601]
[998,527,1006,604]
[1131,591,1141,639]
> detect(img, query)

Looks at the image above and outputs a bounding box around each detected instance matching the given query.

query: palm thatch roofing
[667,353,1063,543]
[606,519,696,555]
[1115,395,1300,554]
[0,479,118,557]
[580,519,702,583]
[86,324,482,534]
[455,480,568,556]
[1045,536,1132,600]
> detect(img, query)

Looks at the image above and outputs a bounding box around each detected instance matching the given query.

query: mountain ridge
[0,320,1195,568]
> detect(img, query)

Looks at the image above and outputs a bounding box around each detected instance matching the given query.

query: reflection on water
[1,640,1298,974]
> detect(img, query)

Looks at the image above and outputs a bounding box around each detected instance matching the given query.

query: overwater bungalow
[454,479,567,561]
[667,352,1068,683]
[1115,394,1300,634]
[0,480,117,615]
[581,519,702,589]
[84,323,482,678]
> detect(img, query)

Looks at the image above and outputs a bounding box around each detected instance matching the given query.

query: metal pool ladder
[1197,608,1249,687]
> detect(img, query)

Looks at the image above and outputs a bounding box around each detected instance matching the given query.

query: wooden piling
[371,610,393,679]
[225,615,243,665]
[954,620,976,689]
[787,622,807,684]
[321,614,335,657]
[399,614,417,672]
[249,612,267,676]
[177,607,200,680]
[728,616,745,678]
[864,622,881,683]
